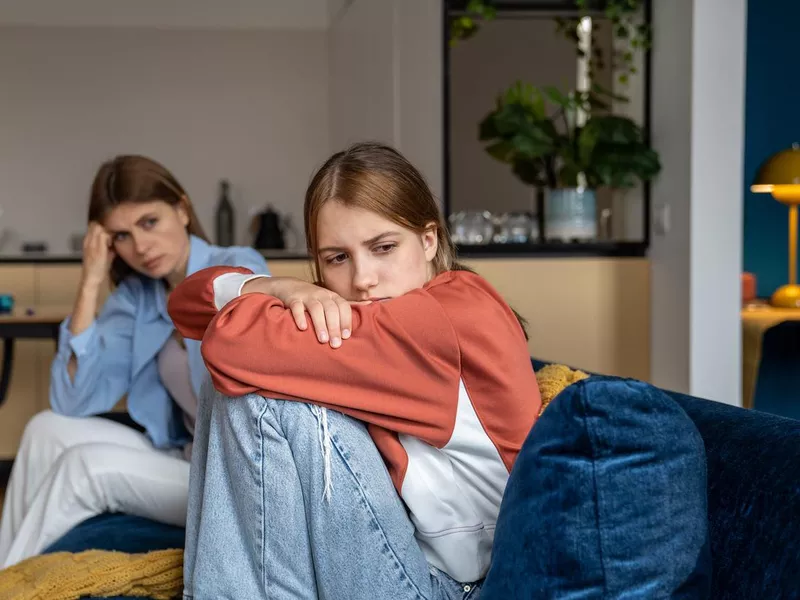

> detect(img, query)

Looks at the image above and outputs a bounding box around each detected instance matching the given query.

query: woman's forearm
[66,279,102,380]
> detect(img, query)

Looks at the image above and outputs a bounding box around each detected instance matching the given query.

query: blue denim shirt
[49,235,269,448]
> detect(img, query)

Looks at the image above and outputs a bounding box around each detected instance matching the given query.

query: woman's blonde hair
[88,155,208,285]
[304,142,528,338]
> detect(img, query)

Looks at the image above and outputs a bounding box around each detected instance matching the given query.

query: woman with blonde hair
[0,155,268,567]
[170,142,539,599]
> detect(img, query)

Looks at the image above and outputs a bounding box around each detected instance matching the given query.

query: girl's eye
[326,253,348,265]
[374,243,396,254]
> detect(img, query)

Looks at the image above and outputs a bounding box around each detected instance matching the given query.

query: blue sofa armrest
[667,391,800,599]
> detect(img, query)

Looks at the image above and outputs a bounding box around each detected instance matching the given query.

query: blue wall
[743,0,800,297]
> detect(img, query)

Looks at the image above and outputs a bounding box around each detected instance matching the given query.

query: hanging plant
[449,0,496,46]
[555,0,651,92]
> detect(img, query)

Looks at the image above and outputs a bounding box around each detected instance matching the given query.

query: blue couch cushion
[483,376,711,599]
[43,513,184,554]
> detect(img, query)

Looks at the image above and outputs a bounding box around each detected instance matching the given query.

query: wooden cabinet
[0,257,650,458]
[0,266,42,457]
[266,259,314,281]
[463,258,650,381]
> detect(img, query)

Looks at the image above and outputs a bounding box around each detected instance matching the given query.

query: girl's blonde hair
[304,142,455,281]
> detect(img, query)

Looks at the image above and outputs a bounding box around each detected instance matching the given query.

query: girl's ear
[422,222,438,262]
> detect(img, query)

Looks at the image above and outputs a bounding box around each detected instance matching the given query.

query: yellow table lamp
[751,143,800,308]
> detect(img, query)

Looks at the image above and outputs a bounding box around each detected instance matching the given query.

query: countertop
[0,241,647,264]
[0,249,310,264]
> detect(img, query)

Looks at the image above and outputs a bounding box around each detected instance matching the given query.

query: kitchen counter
[0,249,310,264]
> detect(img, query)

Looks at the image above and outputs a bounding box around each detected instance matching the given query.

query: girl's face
[315,201,438,302]
[103,199,191,286]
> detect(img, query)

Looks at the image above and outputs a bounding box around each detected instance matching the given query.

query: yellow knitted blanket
[0,549,182,600]
[536,363,590,415]
[0,365,587,600]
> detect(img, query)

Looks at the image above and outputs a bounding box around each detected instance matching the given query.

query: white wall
[328,0,442,200]
[688,0,746,404]
[650,0,746,405]
[327,0,355,25]
[0,26,329,253]
[394,0,443,201]
[329,0,395,148]
[649,0,693,395]
[0,0,329,30]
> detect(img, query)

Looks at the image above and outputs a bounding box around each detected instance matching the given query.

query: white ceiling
[0,0,330,29]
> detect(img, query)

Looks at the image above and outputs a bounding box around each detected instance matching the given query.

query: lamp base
[771,284,800,308]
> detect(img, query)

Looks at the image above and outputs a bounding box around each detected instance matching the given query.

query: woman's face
[103,199,191,285]
[316,201,438,302]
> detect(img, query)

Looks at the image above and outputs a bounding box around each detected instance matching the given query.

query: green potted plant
[479,82,660,241]
[465,0,656,242]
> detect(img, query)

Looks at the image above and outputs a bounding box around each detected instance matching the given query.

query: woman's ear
[177,195,191,228]
[422,223,438,262]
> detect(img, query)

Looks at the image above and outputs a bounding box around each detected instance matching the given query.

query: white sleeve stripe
[212,273,270,310]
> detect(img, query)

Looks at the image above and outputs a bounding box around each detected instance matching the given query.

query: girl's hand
[242,277,365,348]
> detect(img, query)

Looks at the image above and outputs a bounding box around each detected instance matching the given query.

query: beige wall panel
[0,266,38,458]
[463,258,650,380]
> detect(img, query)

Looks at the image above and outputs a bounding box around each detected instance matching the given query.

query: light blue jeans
[183,385,484,600]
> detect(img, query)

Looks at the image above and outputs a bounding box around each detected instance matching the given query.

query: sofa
[43,360,800,599]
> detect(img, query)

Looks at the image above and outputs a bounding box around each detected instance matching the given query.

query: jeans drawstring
[310,405,333,502]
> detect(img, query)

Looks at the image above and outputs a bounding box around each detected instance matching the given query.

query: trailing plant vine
[555,0,650,90]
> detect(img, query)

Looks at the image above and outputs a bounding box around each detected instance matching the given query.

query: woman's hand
[68,222,115,375]
[241,277,364,348]
[81,222,115,288]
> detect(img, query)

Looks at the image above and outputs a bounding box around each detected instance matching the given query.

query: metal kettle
[251,205,286,250]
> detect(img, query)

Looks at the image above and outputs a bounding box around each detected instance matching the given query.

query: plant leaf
[511,160,545,187]
[485,141,515,163]
[543,86,572,108]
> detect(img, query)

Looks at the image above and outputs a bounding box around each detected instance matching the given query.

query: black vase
[215,180,235,247]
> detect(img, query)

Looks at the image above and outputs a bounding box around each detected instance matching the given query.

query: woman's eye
[142,218,158,229]
[113,232,129,243]
[326,253,348,265]
[374,243,396,254]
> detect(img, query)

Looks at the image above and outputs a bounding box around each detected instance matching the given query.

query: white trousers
[0,411,189,568]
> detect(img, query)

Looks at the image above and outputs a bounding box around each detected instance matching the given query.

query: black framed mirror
[443,0,654,256]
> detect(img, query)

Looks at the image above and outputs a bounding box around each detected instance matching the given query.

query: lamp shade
[751,143,800,193]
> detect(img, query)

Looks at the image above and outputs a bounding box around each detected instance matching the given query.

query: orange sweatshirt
[168,267,540,582]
